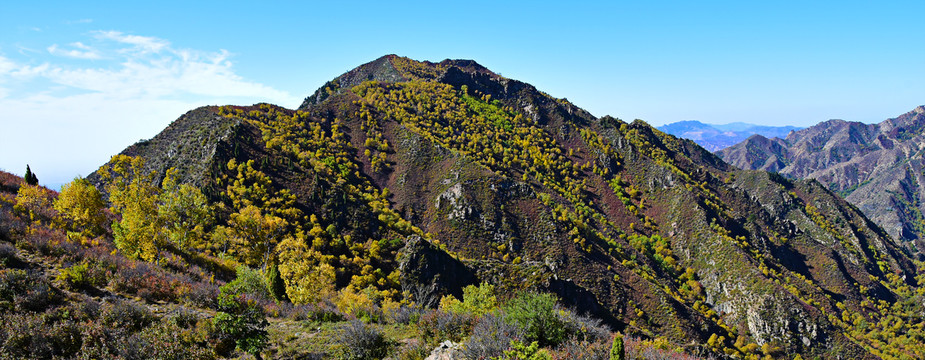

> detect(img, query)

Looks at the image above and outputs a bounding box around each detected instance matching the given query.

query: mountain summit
[92,55,925,358]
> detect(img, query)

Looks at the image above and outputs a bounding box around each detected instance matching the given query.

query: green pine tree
[24,164,38,186]
[266,264,288,302]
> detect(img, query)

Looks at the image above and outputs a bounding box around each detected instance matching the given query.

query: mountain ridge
[87,55,925,358]
[718,106,925,255]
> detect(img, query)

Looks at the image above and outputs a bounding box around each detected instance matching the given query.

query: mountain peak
[298,55,498,111]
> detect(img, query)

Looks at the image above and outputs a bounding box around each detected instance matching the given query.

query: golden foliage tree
[100,155,161,261]
[224,205,287,269]
[14,183,54,221]
[158,169,213,251]
[277,234,336,304]
[53,177,105,236]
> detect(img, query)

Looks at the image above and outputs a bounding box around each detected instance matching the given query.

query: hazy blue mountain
[658,120,802,151]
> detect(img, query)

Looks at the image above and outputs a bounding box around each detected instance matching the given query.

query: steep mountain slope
[658,121,801,152]
[718,107,925,255]
[95,55,925,359]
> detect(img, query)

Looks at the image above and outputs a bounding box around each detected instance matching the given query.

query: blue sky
[2,1,925,188]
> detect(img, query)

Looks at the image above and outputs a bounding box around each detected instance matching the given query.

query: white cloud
[0,55,15,74]
[47,43,101,59]
[0,56,13,99]
[94,30,169,54]
[0,31,300,188]
[9,63,50,79]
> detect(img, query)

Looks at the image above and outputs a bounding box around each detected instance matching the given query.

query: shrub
[0,301,102,359]
[220,265,272,301]
[44,319,84,356]
[278,301,345,322]
[0,203,29,241]
[336,320,391,360]
[388,305,425,325]
[556,306,611,342]
[57,262,98,290]
[502,340,552,360]
[100,299,156,333]
[0,269,62,312]
[336,287,382,323]
[440,282,498,317]
[45,300,99,324]
[111,261,185,302]
[184,281,220,308]
[0,242,16,267]
[393,340,430,360]
[57,263,106,290]
[502,292,567,347]
[419,309,476,345]
[552,337,612,360]
[19,227,73,258]
[610,333,625,360]
[460,312,525,359]
[624,336,710,360]
[118,320,214,360]
[0,312,82,359]
[212,293,268,358]
[0,312,43,358]
[77,321,116,359]
[166,306,202,329]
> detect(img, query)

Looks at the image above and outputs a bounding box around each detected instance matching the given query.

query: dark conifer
[24,165,38,186]
[266,264,288,302]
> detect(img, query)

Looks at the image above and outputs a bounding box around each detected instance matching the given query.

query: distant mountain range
[718,106,925,257]
[658,120,802,152]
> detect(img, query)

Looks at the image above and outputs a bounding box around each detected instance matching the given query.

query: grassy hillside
[0,170,705,359]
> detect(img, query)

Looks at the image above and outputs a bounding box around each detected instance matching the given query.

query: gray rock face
[425,340,460,360]
[87,106,241,194]
[397,235,477,308]
[298,55,407,110]
[718,106,925,255]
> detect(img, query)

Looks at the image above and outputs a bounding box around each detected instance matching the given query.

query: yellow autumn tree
[53,177,106,237]
[225,205,287,270]
[277,234,336,304]
[14,183,54,222]
[157,169,213,251]
[100,155,162,262]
